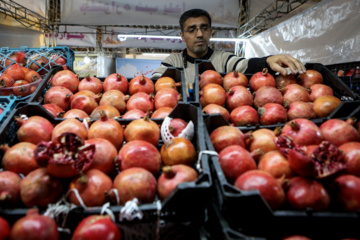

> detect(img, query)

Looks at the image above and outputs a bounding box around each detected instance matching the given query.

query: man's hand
[266,54,306,76]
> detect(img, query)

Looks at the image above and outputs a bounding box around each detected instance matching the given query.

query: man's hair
[179,9,212,32]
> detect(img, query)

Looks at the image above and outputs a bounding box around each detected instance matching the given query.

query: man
[152,8,306,83]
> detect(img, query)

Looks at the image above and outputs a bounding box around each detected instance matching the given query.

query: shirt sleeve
[151,54,182,79]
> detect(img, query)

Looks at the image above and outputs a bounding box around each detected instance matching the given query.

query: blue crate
[0,95,17,125]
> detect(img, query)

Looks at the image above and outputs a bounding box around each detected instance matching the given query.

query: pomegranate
[157,165,198,200]
[313,95,341,118]
[50,66,79,93]
[12,80,31,97]
[0,170,22,207]
[28,55,49,75]
[90,105,121,119]
[234,169,285,210]
[10,208,59,240]
[297,69,323,88]
[154,87,181,109]
[230,106,259,126]
[223,70,248,91]
[282,84,311,107]
[1,142,39,175]
[117,140,161,175]
[16,115,54,144]
[49,53,67,67]
[85,138,117,174]
[282,235,312,240]
[168,118,188,137]
[44,86,74,111]
[199,69,223,89]
[286,176,330,211]
[4,52,27,67]
[258,103,288,125]
[88,111,124,150]
[154,76,180,92]
[24,70,42,83]
[331,174,360,212]
[2,51,26,80]
[210,125,250,153]
[71,90,101,103]
[275,74,297,89]
[151,107,173,118]
[78,75,103,94]
[113,167,157,205]
[280,118,323,146]
[319,119,360,146]
[225,85,253,111]
[52,118,88,144]
[253,86,283,109]
[249,68,276,92]
[126,92,154,113]
[124,114,160,146]
[309,83,334,101]
[42,103,65,117]
[122,109,146,119]
[20,168,63,207]
[203,104,230,122]
[68,169,113,207]
[0,216,10,240]
[63,109,89,119]
[128,75,154,95]
[258,150,295,179]
[200,83,226,108]
[99,89,127,114]
[35,133,95,178]
[103,73,128,94]
[71,215,121,240]
[161,137,197,166]
[287,101,316,120]
[247,128,281,154]
[70,93,99,115]
[339,142,360,176]
[218,145,257,183]
[0,73,15,88]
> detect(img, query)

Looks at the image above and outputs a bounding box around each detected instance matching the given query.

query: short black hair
[179,9,212,32]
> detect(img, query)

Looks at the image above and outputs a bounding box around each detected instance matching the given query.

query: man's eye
[201,27,208,31]
[187,28,195,33]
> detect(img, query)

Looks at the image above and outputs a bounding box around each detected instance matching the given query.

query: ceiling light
[117,34,244,43]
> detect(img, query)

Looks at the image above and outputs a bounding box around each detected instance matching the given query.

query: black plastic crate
[326,61,360,79]
[203,114,360,240]
[0,95,18,125]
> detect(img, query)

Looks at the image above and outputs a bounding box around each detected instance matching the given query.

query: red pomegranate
[258,150,295,179]
[27,55,50,75]
[339,142,360,176]
[16,115,54,145]
[124,114,160,146]
[70,93,99,115]
[282,235,312,240]
[50,66,80,93]
[297,69,323,88]
[10,208,59,240]
[128,75,154,95]
[280,118,323,146]
[287,101,316,120]
[225,85,253,111]
[117,140,161,175]
[282,84,311,107]
[12,80,31,97]
[155,76,180,92]
[68,169,113,207]
[151,107,173,119]
[126,92,154,113]
[168,118,188,137]
[4,51,27,67]
[253,86,283,109]
[71,90,101,103]
[258,103,288,125]
[99,89,127,114]
[161,137,197,166]
[90,105,121,119]
[157,164,198,200]
[203,104,230,122]
[0,73,15,88]
[44,86,74,111]
[223,70,248,91]
[200,83,226,108]
[234,169,285,210]
[88,111,124,150]
[309,83,334,101]
[218,145,257,183]
[103,73,128,94]
[313,95,341,118]
[275,74,297,89]
[42,103,65,117]
[63,109,89,119]
[0,216,10,240]
[249,68,276,92]
[247,128,281,154]
[78,75,103,94]
[51,118,88,144]
[2,51,26,80]
[71,215,121,240]
[319,119,360,146]
[154,87,180,109]
[121,109,146,119]
[1,142,39,175]
[331,174,360,212]
[20,168,63,207]
[230,106,259,126]
[0,170,22,207]
[199,69,223,89]
[113,167,157,205]
[85,138,118,174]
[286,176,330,211]
[49,53,67,67]
[210,125,251,153]
[24,70,42,83]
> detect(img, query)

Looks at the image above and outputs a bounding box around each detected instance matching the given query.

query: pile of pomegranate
[209,116,360,212]
[42,66,182,120]
[200,68,344,125]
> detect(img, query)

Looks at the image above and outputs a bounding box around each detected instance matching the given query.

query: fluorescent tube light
[117,34,243,42]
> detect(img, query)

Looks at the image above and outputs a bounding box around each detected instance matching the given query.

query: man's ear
[211,28,215,35]
[180,32,185,41]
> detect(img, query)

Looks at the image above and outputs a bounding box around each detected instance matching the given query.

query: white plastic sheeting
[0,23,43,48]
[244,0,360,65]
[10,0,48,17]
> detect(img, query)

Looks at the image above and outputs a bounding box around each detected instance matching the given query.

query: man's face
[180,16,212,58]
